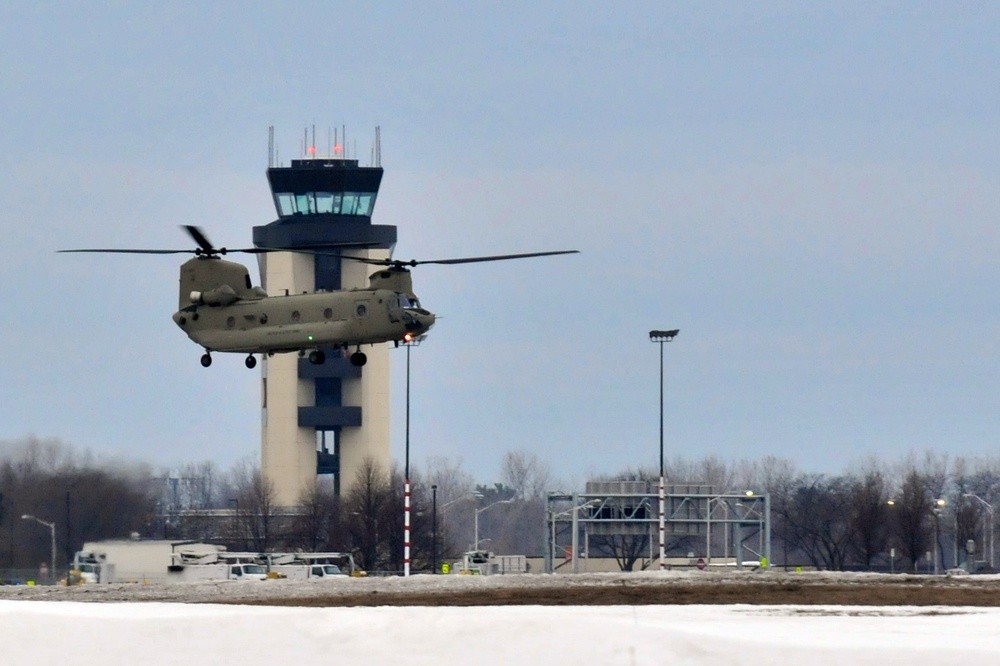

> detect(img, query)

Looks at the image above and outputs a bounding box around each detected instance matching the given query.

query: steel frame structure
[544,490,770,573]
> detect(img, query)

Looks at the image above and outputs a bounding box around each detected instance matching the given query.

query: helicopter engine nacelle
[369,268,413,294]
[190,285,239,306]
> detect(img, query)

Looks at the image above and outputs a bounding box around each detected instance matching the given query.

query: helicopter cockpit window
[399,295,421,310]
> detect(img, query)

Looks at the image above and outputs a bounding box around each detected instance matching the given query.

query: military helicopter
[60,226,578,369]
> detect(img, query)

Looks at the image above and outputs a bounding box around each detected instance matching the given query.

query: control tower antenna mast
[268,125,275,168]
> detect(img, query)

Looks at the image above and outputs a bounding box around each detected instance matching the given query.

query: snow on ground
[2,600,999,665]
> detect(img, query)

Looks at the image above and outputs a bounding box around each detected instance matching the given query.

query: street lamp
[403,333,427,578]
[649,328,679,571]
[932,498,946,575]
[228,498,240,550]
[22,514,56,584]
[964,493,995,570]
[474,498,515,551]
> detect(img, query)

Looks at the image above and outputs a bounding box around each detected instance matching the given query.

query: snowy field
[2,571,1000,664]
[2,600,999,665]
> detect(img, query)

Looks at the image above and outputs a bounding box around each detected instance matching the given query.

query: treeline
[2,437,997,575]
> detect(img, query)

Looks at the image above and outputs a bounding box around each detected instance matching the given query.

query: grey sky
[2,3,999,484]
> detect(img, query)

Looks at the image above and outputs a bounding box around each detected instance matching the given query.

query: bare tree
[343,457,391,571]
[783,475,853,570]
[501,450,552,500]
[229,459,279,552]
[847,469,890,569]
[890,469,933,572]
[292,479,341,551]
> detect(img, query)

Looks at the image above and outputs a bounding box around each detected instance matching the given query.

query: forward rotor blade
[344,249,580,267]
[415,250,580,265]
[57,248,195,254]
[183,225,215,253]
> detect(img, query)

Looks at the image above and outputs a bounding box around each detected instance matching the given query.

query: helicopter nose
[404,311,436,334]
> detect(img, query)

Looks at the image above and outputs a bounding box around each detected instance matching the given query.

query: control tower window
[274,191,378,217]
[356,193,375,216]
[315,192,335,214]
[296,193,317,214]
[276,193,296,217]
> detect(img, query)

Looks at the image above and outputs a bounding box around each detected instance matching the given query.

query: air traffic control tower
[252,136,396,506]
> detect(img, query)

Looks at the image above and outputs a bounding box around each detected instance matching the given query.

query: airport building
[253,135,396,506]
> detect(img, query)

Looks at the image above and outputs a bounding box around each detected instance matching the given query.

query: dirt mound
[3,570,999,607]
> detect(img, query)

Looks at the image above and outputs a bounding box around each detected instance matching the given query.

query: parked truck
[165,550,268,582]
[71,540,267,584]
[264,552,359,579]
[454,550,528,575]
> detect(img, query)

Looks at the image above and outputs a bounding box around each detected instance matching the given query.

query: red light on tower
[333,144,343,154]
[307,145,317,155]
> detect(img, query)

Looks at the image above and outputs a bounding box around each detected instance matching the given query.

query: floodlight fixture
[649,329,680,342]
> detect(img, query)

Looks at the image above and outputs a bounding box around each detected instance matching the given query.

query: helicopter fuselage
[172,287,435,355]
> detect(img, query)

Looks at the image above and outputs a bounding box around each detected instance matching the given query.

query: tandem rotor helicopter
[61,225,578,369]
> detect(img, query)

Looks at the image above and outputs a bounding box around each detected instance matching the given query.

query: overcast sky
[2,3,999,486]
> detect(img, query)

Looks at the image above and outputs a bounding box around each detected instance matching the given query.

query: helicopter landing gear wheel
[308,350,326,365]
[200,353,212,368]
[245,355,257,369]
[350,351,367,367]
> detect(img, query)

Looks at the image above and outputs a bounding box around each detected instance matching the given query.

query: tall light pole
[403,333,426,578]
[22,514,56,584]
[964,493,994,569]
[474,498,515,551]
[431,484,438,574]
[649,329,679,570]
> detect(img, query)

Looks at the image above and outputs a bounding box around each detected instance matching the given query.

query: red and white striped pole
[404,479,411,577]
[403,334,425,578]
